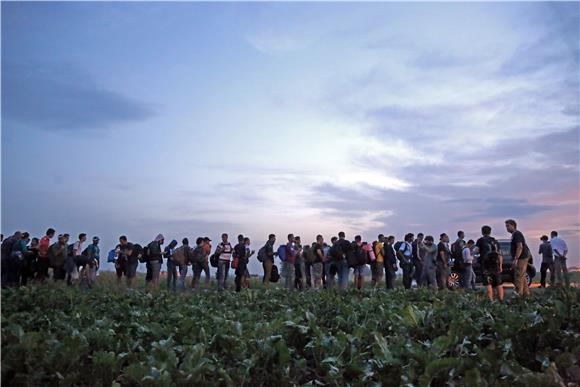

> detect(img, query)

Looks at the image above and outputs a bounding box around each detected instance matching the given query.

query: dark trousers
[304,262,312,288]
[36,258,50,281]
[401,262,413,289]
[384,264,396,289]
[412,258,423,286]
[53,265,66,281]
[540,262,554,287]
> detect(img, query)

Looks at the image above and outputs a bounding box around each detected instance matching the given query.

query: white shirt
[550,237,568,258]
[462,247,474,264]
[73,241,84,256]
[399,241,413,257]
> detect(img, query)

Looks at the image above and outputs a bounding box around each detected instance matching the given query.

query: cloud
[2,62,155,132]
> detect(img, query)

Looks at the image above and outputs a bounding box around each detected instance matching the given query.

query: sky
[2,2,579,272]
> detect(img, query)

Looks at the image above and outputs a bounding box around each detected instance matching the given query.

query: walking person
[216,233,233,290]
[146,234,164,290]
[260,234,276,286]
[336,232,351,291]
[372,234,385,287]
[476,225,504,301]
[165,239,179,291]
[172,238,191,291]
[538,235,554,288]
[191,237,206,290]
[11,232,30,287]
[21,237,39,286]
[66,233,87,286]
[461,240,476,290]
[412,233,424,287]
[283,234,298,291]
[294,236,305,290]
[50,234,69,282]
[351,236,367,290]
[397,233,414,289]
[419,236,438,289]
[436,233,451,290]
[383,236,398,289]
[84,237,100,287]
[37,228,55,282]
[311,235,325,289]
[551,231,569,287]
[115,235,135,287]
[325,237,340,289]
[505,219,531,297]
[234,235,247,292]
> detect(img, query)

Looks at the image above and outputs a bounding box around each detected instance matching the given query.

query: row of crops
[2,284,579,386]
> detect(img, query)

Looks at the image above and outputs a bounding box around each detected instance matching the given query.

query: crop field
[2,277,580,386]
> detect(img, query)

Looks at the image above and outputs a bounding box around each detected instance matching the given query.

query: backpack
[107,249,116,263]
[270,264,280,282]
[394,241,404,253]
[190,246,204,265]
[304,245,317,265]
[129,244,142,264]
[81,247,89,256]
[479,237,498,263]
[484,251,501,274]
[328,245,342,261]
[209,252,219,268]
[257,246,267,263]
[172,246,187,266]
[450,241,464,260]
[277,245,287,262]
[348,242,367,267]
[141,245,150,263]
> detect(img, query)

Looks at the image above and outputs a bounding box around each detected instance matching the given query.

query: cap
[203,237,212,242]
[93,236,100,241]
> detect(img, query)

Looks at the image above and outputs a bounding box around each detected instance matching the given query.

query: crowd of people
[0,219,571,300]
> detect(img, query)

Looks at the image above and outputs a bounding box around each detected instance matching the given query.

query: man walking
[436,233,451,290]
[398,233,414,289]
[538,235,554,288]
[461,240,476,290]
[551,231,569,287]
[383,236,398,290]
[412,233,424,287]
[505,219,531,297]
[476,225,504,301]
[284,234,298,291]
[261,234,276,286]
[37,228,55,282]
[336,232,351,291]
[216,233,233,290]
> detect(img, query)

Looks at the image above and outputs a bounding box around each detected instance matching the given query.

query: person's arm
[499,254,503,272]
[397,245,405,262]
[514,242,523,260]
[316,248,324,261]
[438,249,447,267]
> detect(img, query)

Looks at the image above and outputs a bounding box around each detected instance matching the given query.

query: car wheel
[447,272,460,289]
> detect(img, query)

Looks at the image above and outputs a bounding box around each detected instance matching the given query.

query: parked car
[447,240,536,289]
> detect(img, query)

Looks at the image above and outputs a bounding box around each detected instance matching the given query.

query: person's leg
[151,261,161,290]
[562,258,569,287]
[403,264,413,289]
[413,259,422,287]
[486,284,493,301]
[166,260,173,290]
[224,261,230,290]
[548,262,554,287]
[203,263,210,288]
[540,263,547,288]
[217,261,225,290]
[337,260,349,291]
[283,261,293,290]
[463,265,473,291]
[514,257,529,296]
[436,266,446,290]
[262,259,272,286]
